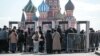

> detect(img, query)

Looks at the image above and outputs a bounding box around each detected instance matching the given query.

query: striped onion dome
[38,0,49,12]
[23,0,36,13]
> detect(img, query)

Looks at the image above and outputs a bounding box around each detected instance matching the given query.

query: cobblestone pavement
[0,52,98,56]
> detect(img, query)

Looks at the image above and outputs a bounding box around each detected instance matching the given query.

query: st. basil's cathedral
[20,0,76,31]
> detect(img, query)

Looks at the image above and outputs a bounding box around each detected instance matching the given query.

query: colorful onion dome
[65,0,74,10]
[38,0,49,12]
[23,0,36,13]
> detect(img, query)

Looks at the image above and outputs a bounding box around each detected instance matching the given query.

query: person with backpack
[32,31,41,53]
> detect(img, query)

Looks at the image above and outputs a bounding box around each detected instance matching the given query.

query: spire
[21,12,25,22]
[65,0,74,10]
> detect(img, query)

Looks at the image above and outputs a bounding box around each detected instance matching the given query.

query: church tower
[38,0,49,20]
[65,0,76,28]
[38,0,50,26]
[23,0,38,28]
[23,0,37,22]
[46,0,61,19]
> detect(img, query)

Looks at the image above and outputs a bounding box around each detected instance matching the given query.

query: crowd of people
[0,25,100,54]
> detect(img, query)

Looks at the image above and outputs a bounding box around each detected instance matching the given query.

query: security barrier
[66,32,100,53]
[66,33,86,52]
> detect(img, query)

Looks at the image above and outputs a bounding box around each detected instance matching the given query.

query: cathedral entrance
[77,21,90,52]
[25,22,35,31]
[42,21,52,33]
[59,21,68,32]
[9,21,19,29]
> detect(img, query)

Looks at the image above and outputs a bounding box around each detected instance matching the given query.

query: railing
[66,32,100,53]
[66,33,86,53]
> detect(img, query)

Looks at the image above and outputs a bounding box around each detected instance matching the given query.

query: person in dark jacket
[23,31,28,52]
[0,26,9,53]
[57,25,63,44]
[17,30,25,52]
[26,28,33,52]
[39,31,45,53]
[51,28,55,33]
[57,26,62,36]
[94,32,99,51]
[64,27,74,52]
[89,28,95,52]
[45,30,52,54]
[72,28,77,33]
[80,30,85,51]
[0,28,2,53]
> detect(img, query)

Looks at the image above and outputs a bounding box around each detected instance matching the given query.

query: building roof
[38,0,49,12]
[23,0,36,13]
[65,0,74,10]
[55,12,64,20]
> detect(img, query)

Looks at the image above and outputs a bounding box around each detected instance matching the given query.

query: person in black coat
[89,28,95,52]
[57,26,62,35]
[45,30,52,54]
[23,31,27,52]
[94,32,99,51]
[39,31,45,53]
[80,30,85,51]
[64,28,74,52]
[72,28,77,33]
[57,26,63,42]
[0,26,9,53]
[17,30,25,52]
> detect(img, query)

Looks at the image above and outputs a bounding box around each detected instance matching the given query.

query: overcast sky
[0,0,100,30]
